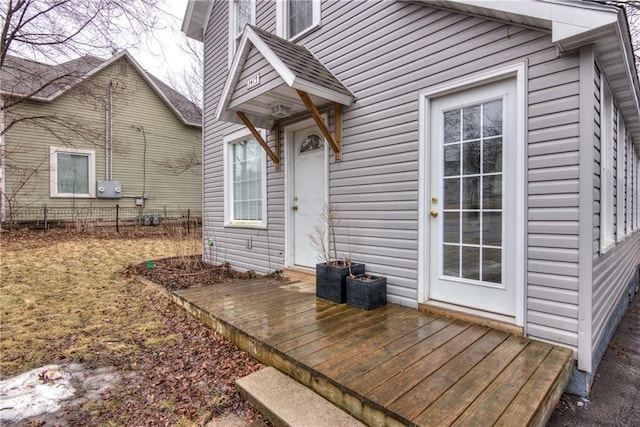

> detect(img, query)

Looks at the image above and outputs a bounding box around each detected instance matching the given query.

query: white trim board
[417,61,527,327]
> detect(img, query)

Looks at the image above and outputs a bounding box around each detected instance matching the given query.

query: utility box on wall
[96,181,122,198]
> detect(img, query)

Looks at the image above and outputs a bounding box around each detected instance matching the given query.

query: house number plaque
[247,73,260,89]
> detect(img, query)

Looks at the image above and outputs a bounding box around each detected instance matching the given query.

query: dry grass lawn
[0,228,265,425]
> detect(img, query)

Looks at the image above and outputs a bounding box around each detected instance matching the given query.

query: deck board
[171,278,574,426]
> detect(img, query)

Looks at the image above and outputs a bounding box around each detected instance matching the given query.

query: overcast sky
[130,0,197,89]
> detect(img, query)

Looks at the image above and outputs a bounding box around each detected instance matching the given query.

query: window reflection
[441,97,504,285]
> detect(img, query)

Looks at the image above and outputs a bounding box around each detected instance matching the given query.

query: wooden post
[187,209,191,234]
[296,90,341,160]
[237,111,280,169]
[116,204,120,233]
[43,204,48,232]
[275,120,281,166]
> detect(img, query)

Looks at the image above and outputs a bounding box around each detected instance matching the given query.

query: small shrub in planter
[346,274,387,310]
[316,262,365,303]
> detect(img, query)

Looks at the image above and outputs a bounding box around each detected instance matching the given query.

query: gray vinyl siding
[592,232,640,357]
[525,50,581,348]
[591,50,640,369]
[229,47,283,108]
[200,0,601,341]
[613,103,619,240]
[202,0,285,272]
[593,62,602,257]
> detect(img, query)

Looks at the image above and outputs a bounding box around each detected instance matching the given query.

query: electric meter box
[96,181,123,198]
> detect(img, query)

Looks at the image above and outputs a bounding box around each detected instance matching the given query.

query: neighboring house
[0,51,202,224]
[183,0,640,395]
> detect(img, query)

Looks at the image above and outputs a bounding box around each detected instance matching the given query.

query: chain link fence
[2,205,201,233]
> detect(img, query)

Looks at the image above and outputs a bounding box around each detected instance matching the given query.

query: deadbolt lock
[432,196,439,204]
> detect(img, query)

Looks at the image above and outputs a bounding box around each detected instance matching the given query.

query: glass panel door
[442,99,503,285]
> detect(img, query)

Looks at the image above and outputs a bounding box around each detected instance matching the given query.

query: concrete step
[236,367,365,427]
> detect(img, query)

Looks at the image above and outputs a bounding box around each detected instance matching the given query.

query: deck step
[237,367,365,427]
[283,267,315,282]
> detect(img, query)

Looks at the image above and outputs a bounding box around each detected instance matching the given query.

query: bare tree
[166,37,203,107]
[606,1,640,72]
[0,0,163,224]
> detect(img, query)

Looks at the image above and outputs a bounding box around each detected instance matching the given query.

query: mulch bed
[63,256,270,426]
[127,255,258,291]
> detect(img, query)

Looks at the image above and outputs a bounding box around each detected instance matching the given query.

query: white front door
[292,126,326,267]
[428,78,518,317]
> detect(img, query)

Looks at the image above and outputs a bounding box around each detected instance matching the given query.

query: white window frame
[600,83,615,253]
[417,61,526,327]
[627,134,633,235]
[223,128,268,228]
[616,116,627,241]
[276,0,321,41]
[228,0,256,65]
[49,146,95,198]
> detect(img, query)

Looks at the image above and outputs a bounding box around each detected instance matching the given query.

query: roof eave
[181,0,212,42]
[438,0,640,144]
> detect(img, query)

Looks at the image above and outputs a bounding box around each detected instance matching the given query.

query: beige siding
[3,58,202,213]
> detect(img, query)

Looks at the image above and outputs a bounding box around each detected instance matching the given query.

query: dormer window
[277,0,321,41]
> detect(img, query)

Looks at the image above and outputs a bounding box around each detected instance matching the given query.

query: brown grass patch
[0,228,266,425]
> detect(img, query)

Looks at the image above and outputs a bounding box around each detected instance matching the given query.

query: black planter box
[346,275,387,310]
[316,262,365,303]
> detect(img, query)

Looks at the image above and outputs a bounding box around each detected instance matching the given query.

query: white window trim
[49,146,95,198]
[276,0,321,41]
[600,82,615,253]
[417,61,526,327]
[616,115,627,241]
[228,0,256,67]
[223,128,268,228]
[626,135,633,235]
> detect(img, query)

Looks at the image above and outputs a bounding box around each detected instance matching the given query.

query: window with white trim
[50,147,95,198]
[228,0,255,61]
[627,133,633,234]
[616,116,627,240]
[223,130,267,227]
[276,0,321,40]
[600,83,615,253]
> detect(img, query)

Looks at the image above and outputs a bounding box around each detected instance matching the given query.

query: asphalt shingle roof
[248,25,353,98]
[0,53,201,126]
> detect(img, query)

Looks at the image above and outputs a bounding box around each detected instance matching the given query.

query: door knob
[292,205,298,211]
[430,209,438,217]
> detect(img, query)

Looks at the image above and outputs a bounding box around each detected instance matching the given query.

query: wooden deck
[170,278,573,427]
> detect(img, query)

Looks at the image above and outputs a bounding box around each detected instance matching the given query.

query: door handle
[430,209,438,217]
[292,205,298,211]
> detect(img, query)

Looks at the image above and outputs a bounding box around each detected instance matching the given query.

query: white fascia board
[216,26,296,121]
[448,0,618,44]
[291,78,354,107]
[181,0,210,42]
[247,28,296,86]
[215,32,254,121]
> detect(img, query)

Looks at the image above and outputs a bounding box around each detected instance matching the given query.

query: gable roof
[216,25,355,128]
[0,51,202,127]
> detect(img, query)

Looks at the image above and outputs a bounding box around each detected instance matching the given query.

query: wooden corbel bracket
[296,90,342,160]
[237,111,280,170]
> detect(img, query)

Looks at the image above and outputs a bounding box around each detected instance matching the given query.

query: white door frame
[284,115,330,268]
[417,62,526,327]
